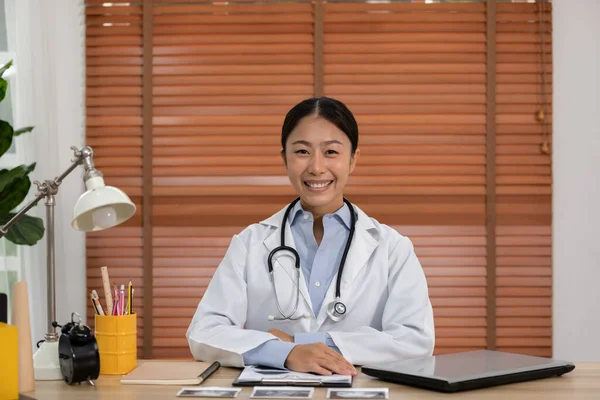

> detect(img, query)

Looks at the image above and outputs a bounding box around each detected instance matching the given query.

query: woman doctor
[186,97,435,376]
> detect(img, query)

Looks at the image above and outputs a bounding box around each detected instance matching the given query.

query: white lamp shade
[72,177,136,232]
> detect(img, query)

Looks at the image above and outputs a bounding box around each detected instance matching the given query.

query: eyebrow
[291,140,344,146]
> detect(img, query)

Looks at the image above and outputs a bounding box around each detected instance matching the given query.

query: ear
[349,148,360,174]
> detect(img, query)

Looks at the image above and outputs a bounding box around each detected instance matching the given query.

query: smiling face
[282,115,359,218]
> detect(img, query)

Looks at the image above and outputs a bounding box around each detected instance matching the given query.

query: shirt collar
[288,200,352,230]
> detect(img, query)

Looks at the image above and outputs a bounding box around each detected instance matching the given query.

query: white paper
[177,387,242,398]
[251,386,314,398]
[326,388,389,399]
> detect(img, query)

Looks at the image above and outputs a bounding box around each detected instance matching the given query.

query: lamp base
[33,340,62,381]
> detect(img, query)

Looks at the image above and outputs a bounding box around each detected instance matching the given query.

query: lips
[304,180,333,189]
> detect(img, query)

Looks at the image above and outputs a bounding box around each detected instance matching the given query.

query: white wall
[553,0,600,361]
[13,0,86,343]
[40,0,87,332]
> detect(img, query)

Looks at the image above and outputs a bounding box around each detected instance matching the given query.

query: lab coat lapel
[315,206,378,327]
[262,207,314,315]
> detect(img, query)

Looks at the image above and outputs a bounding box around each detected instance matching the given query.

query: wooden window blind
[151,0,315,358]
[84,0,553,359]
[84,0,145,356]
[495,1,552,357]
[324,1,488,355]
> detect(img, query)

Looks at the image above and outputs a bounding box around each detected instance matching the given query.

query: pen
[101,266,113,316]
[198,361,221,384]
[127,280,133,315]
[112,285,119,316]
[119,284,125,316]
[90,292,98,315]
[91,290,105,316]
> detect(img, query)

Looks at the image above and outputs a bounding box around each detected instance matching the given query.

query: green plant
[0,60,44,245]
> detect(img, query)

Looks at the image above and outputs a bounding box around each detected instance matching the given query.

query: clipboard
[232,366,353,387]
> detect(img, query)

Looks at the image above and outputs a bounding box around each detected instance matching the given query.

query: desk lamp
[0,145,136,380]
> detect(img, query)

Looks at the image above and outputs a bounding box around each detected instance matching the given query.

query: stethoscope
[267,197,356,323]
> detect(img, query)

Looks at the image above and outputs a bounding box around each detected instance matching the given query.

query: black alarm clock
[58,312,100,385]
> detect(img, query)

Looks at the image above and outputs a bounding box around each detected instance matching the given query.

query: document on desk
[232,366,352,387]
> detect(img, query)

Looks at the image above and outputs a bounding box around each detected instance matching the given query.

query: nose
[307,152,326,175]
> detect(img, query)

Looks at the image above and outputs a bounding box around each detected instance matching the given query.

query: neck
[300,197,344,220]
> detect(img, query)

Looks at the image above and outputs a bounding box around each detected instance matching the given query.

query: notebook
[361,350,575,393]
[121,360,220,385]
[232,365,353,387]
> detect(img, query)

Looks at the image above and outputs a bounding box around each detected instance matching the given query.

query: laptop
[361,350,575,393]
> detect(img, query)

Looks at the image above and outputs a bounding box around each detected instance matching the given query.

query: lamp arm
[0,145,95,239]
[0,191,46,238]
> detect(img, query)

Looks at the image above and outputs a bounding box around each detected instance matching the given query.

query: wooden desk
[24,362,600,400]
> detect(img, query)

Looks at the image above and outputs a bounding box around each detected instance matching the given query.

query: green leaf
[0,78,7,102]
[0,119,14,157]
[0,60,12,78]
[14,126,34,136]
[0,163,35,193]
[0,213,44,246]
[0,174,31,214]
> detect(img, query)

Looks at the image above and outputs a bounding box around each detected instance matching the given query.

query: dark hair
[281,97,359,154]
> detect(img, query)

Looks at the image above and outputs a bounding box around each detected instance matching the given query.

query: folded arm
[242,330,341,369]
[295,332,341,353]
[242,339,297,369]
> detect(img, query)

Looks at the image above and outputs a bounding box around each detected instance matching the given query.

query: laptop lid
[361,350,575,393]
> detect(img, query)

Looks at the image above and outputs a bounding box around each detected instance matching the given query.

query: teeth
[306,181,331,188]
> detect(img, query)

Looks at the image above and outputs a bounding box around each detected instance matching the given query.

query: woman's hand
[268,328,294,342]
[284,343,357,376]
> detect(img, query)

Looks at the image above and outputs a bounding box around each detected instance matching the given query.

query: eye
[295,149,309,155]
[325,149,339,155]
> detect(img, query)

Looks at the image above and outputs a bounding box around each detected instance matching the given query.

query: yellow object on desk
[0,322,18,400]
[95,313,137,375]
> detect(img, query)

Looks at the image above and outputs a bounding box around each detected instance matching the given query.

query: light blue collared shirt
[242,202,352,368]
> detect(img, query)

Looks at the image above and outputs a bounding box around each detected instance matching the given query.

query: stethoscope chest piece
[326,297,347,322]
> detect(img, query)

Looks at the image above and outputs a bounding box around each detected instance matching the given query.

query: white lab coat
[186,203,435,368]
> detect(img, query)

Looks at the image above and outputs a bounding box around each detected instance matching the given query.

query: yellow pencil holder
[0,323,18,400]
[95,313,137,375]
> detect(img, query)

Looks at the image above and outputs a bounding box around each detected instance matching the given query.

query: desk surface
[25,361,600,400]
